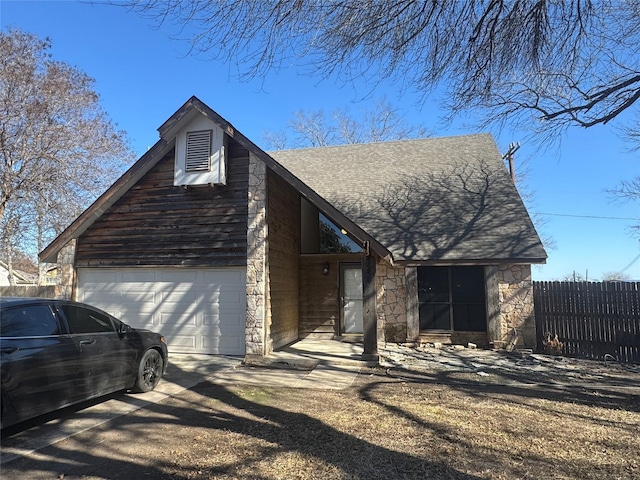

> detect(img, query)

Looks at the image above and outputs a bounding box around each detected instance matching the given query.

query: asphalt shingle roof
[270,133,547,263]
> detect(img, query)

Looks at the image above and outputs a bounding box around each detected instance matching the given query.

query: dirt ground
[1,347,639,480]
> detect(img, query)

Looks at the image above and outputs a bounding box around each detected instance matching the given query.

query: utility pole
[502,142,521,182]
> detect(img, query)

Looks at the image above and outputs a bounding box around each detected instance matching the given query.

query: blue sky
[2,0,639,281]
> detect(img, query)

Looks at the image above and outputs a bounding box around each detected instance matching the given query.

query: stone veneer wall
[375,261,407,343]
[245,154,268,356]
[497,264,536,347]
[376,262,536,349]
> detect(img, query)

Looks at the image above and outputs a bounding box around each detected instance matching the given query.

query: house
[0,260,37,286]
[41,265,59,285]
[40,97,547,361]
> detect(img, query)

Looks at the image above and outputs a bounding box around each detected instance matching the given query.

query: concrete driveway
[1,353,363,464]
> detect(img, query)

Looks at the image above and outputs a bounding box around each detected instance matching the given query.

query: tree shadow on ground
[355,367,640,478]
[3,357,637,479]
[379,360,640,413]
[0,365,484,480]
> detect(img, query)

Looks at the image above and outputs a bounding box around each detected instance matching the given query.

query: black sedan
[0,297,168,429]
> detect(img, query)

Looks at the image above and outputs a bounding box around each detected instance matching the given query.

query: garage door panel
[159,283,197,295]
[121,270,158,282]
[84,289,157,308]
[160,311,198,327]
[77,268,246,355]
[204,335,243,355]
[204,269,243,282]
[80,270,118,282]
[125,312,160,329]
[79,289,122,305]
[169,335,198,350]
[121,290,157,303]
[203,313,244,327]
[216,288,244,310]
[160,270,202,282]
[161,296,199,307]
[114,292,161,329]
[200,320,244,334]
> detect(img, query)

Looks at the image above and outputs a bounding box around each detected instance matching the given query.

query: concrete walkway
[210,363,362,389]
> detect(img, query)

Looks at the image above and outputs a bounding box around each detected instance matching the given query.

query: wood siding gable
[40,96,393,267]
[75,138,249,267]
[266,168,301,348]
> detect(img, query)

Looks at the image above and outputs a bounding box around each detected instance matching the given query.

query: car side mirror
[119,323,132,335]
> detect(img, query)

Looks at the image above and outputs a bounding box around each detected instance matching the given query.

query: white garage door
[77,268,246,355]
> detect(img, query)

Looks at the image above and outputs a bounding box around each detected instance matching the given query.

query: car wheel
[133,349,164,393]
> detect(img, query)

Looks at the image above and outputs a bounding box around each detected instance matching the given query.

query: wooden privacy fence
[0,285,57,299]
[533,281,640,363]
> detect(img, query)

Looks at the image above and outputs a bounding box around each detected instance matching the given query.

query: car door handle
[0,347,18,355]
[79,339,96,345]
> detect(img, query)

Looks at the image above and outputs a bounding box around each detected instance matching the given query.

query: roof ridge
[267,132,493,154]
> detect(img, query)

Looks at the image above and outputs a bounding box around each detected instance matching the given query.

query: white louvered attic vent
[185,130,212,172]
[174,119,226,187]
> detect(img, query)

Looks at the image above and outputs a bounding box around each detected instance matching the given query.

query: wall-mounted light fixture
[322,262,330,275]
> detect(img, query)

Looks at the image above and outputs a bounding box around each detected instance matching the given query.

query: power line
[620,252,640,273]
[532,212,640,221]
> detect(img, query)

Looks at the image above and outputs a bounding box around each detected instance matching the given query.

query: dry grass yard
[1,363,638,480]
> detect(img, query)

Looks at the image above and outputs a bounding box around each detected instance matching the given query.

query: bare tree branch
[262,97,430,149]
[113,0,640,147]
[0,30,135,277]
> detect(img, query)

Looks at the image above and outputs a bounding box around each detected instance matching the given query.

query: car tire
[133,349,164,393]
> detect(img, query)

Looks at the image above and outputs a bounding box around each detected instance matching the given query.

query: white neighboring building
[0,261,37,286]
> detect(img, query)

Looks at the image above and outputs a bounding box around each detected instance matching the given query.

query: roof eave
[188,101,395,263]
[395,256,547,267]
[158,96,237,141]
[253,147,394,262]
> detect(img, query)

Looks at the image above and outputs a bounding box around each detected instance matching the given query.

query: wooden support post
[405,267,420,343]
[484,265,502,348]
[361,253,379,362]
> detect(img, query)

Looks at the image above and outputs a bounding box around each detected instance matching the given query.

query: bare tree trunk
[37,203,44,286]
[5,230,15,286]
[38,262,47,286]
